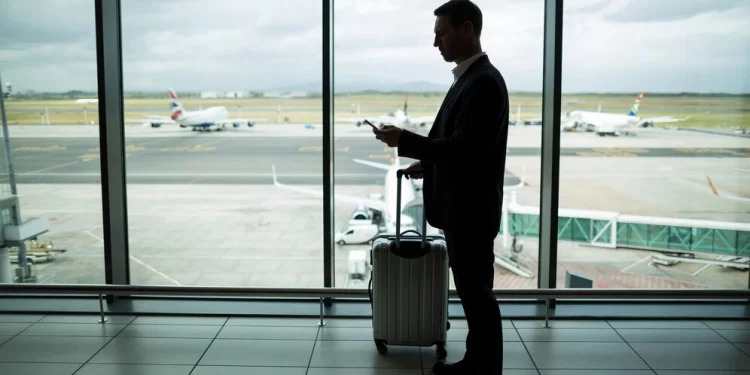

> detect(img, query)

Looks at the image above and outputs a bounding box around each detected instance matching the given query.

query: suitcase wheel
[436,342,447,359]
[375,339,387,355]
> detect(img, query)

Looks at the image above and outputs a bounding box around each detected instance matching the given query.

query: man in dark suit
[373,1,508,374]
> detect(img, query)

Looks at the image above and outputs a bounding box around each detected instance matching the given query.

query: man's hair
[434,0,483,37]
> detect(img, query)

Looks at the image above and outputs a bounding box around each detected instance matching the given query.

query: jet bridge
[500,192,750,269]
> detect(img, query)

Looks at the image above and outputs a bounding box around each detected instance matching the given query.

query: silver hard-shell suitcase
[369,169,450,359]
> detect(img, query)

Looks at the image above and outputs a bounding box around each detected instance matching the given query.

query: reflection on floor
[0,314,749,374]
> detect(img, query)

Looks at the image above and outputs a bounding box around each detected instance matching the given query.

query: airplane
[706,175,750,202]
[75,98,98,104]
[271,148,534,278]
[136,89,267,131]
[562,93,688,136]
[272,147,526,234]
[337,93,436,131]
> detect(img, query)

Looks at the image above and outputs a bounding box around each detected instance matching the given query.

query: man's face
[434,16,461,62]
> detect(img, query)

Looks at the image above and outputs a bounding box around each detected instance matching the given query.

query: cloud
[0,0,95,48]
[0,0,748,93]
[604,0,745,23]
[566,0,614,15]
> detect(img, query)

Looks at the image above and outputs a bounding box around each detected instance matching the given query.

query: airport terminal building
[0,1,749,374]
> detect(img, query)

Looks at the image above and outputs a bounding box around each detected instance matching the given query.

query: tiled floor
[1,314,750,374]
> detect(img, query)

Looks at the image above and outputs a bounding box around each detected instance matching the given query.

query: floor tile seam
[702,321,750,358]
[189,316,230,375]
[514,318,542,374]
[605,320,657,373]
[305,323,323,375]
[71,313,139,375]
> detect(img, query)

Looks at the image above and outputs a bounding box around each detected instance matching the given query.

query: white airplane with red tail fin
[141,89,266,131]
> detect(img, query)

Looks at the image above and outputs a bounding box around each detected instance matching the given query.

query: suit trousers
[443,229,503,374]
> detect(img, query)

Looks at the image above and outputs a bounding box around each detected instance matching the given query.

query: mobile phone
[363,119,378,130]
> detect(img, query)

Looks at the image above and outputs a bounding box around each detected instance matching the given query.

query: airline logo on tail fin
[706,176,720,196]
[628,92,644,116]
[168,89,184,121]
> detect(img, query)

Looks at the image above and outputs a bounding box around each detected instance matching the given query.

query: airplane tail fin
[628,92,644,116]
[706,175,720,197]
[168,89,186,121]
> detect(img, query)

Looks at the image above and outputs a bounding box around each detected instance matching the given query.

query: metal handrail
[1,284,747,328]
[1,284,749,299]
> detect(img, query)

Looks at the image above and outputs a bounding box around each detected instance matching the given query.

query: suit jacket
[397,55,509,238]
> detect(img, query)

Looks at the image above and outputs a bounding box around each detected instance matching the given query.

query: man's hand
[373,124,402,148]
[403,161,424,180]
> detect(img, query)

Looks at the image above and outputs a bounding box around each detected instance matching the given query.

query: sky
[0,0,749,93]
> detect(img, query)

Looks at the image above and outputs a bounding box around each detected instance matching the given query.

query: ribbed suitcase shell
[371,234,449,348]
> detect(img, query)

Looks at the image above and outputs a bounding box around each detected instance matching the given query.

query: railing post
[543,298,550,328]
[98,294,108,323]
[318,297,326,327]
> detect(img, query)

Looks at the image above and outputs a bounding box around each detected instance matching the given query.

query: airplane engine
[419,122,427,127]
[640,121,654,128]
[151,122,162,128]
[356,121,363,127]
[247,121,255,127]
[233,123,241,128]
[350,205,372,221]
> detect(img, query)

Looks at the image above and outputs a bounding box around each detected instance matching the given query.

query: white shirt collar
[452,51,487,82]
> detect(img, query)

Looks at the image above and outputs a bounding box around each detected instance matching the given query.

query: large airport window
[0,0,104,284]
[333,0,544,290]
[557,1,750,289]
[121,0,323,287]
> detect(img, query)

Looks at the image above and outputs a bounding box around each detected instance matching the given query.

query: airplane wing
[640,116,689,124]
[336,115,392,125]
[124,115,176,126]
[271,165,386,211]
[352,158,391,171]
[408,115,436,124]
[218,117,268,125]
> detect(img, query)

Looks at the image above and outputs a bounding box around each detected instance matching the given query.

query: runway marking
[369,153,391,159]
[676,148,750,157]
[14,145,66,152]
[84,227,182,286]
[577,148,649,157]
[161,145,216,152]
[13,172,383,178]
[88,144,146,153]
[298,146,350,152]
[21,160,81,174]
[78,153,100,162]
[620,255,653,274]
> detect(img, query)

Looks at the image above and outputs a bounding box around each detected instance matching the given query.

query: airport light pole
[0,72,30,283]
[0,73,17,196]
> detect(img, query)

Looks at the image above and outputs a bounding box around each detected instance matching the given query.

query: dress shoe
[432,359,473,374]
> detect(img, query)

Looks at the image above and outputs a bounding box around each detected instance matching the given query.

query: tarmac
[4,123,749,289]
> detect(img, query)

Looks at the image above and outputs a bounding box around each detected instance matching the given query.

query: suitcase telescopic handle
[396,169,427,249]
